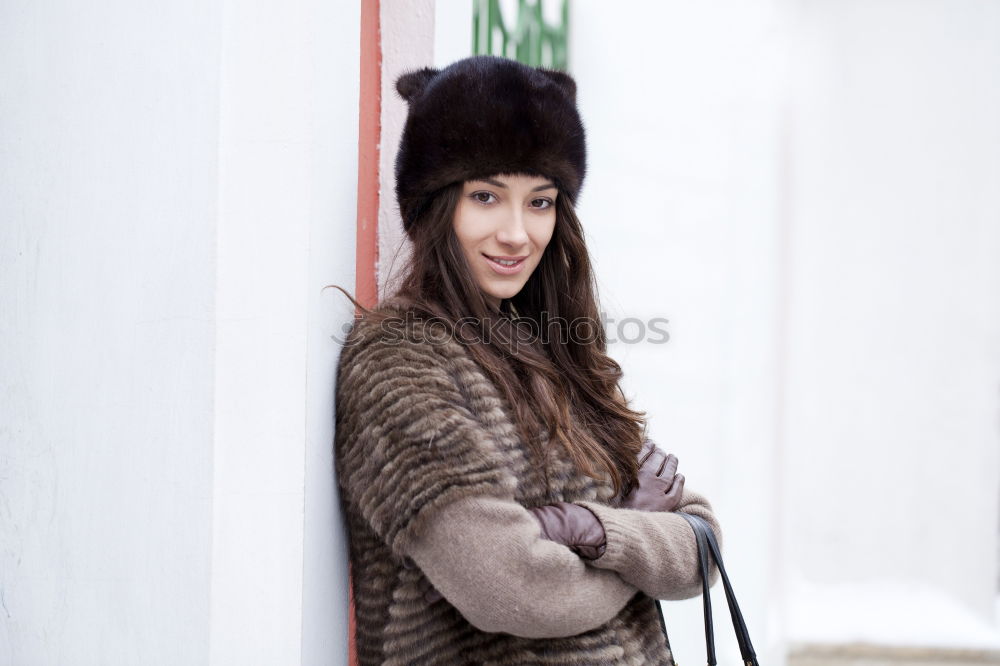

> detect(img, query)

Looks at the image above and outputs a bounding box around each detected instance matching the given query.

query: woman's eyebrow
[476,177,557,192]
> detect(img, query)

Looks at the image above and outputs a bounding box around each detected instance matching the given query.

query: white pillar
[210,0,359,663]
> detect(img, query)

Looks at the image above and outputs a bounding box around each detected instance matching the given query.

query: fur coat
[334,297,721,665]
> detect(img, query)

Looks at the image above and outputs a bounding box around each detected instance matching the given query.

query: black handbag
[655,513,759,666]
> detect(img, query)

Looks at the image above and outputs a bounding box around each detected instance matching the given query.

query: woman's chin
[483,284,524,304]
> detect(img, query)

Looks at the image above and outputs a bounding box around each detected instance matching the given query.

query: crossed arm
[403,485,722,638]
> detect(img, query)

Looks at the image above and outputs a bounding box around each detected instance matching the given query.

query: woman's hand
[526,438,684,558]
[528,502,606,560]
[613,439,685,512]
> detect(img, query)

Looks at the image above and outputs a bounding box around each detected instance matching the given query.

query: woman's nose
[496,208,529,247]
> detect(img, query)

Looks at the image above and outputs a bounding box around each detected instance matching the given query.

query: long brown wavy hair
[335,180,648,498]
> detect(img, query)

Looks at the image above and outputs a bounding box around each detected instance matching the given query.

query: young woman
[335,55,721,665]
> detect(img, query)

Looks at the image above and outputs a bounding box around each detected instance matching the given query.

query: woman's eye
[473,191,496,204]
[531,198,553,209]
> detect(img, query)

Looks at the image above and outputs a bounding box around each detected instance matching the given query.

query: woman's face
[453,173,558,309]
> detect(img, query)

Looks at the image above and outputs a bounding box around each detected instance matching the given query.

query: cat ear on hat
[539,68,577,103]
[396,67,439,103]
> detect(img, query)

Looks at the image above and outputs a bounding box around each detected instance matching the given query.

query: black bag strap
[678,513,759,666]
[680,513,717,664]
[694,515,717,663]
[699,516,756,664]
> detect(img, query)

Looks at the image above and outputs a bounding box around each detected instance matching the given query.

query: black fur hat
[394,55,586,234]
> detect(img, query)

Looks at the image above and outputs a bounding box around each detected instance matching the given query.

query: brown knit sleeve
[334,315,518,558]
[575,487,723,601]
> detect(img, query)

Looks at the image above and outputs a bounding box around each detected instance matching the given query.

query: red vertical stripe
[351,1,381,664]
[356,0,381,312]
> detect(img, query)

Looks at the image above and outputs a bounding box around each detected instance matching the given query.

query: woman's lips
[484,254,527,275]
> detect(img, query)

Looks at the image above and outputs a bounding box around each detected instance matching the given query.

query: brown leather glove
[614,438,685,512]
[528,501,607,560]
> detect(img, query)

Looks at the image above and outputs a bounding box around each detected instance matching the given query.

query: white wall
[378,0,436,297]
[0,1,220,662]
[434,0,474,68]
[0,0,359,663]
[571,0,1000,662]
[780,0,1000,648]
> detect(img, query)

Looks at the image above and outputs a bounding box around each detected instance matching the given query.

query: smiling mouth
[483,254,528,275]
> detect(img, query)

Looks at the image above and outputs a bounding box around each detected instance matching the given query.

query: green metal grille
[472,0,569,70]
